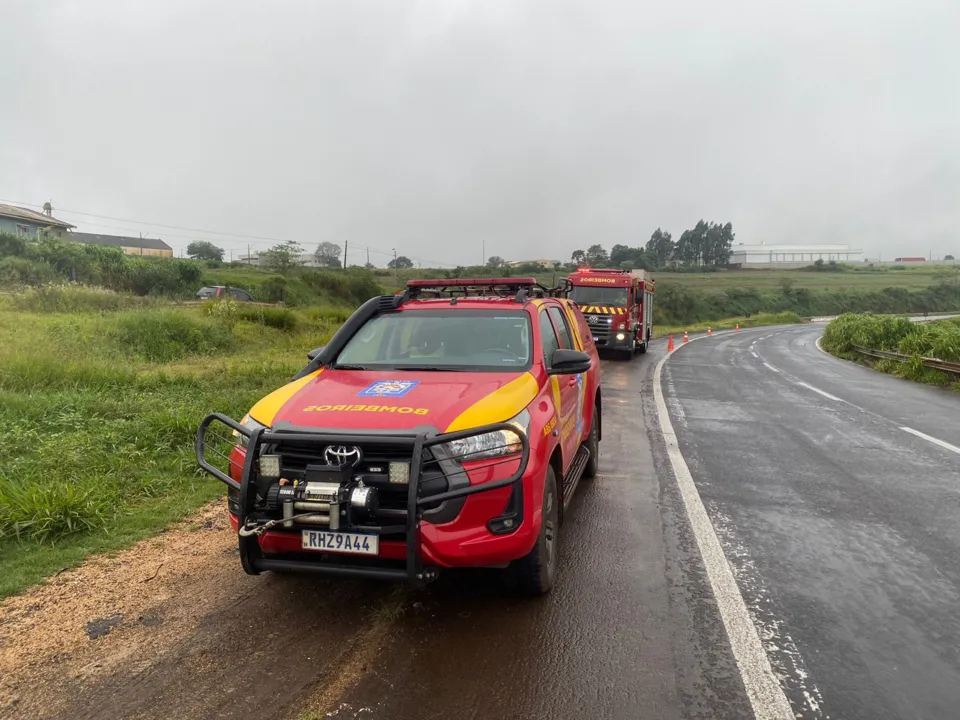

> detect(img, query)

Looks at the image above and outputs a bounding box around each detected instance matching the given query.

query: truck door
[545,305,585,465]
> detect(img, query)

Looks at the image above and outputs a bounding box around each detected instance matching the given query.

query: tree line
[568,221,736,271]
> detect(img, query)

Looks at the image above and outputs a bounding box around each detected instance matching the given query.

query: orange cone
[707,327,712,336]
[683,331,689,343]
[735,323,740,332]
[667,335,675,351]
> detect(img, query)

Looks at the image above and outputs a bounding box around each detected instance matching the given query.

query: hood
[248,369,540,433]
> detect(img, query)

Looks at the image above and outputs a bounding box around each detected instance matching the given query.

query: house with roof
[0,202,75,239]
[70,232,173,258]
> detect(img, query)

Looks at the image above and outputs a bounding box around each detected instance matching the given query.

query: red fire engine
[567,268,655,360]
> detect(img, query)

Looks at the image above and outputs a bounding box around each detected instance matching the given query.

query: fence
[853,346,960,376]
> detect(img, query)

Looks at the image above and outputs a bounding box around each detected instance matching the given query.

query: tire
[638,342,647,354]
[583,406,600,479]
[512,467,559,595]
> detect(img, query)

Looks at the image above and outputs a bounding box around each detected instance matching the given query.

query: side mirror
[307,346,325,361]
[549,349,592,375]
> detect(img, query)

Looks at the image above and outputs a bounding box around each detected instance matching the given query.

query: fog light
[259,454,281,478]
[616,332,626,341]
[388,462,410,484]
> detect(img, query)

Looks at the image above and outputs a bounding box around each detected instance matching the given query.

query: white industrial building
[730,243,863,268]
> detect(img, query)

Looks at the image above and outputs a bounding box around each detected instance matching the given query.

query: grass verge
[820,313,960,389]
[653,311,805,339]
[0,295,344,598]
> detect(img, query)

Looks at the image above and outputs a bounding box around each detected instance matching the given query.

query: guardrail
[853,346,960,376]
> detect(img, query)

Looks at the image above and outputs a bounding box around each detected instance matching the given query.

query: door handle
[568,377,578,386]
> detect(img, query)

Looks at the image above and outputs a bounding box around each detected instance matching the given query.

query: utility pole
[366,247,370,267]
[393,248,398,285]
[344,240,348,269]
[482,239,485,267]
[247,244,251,265]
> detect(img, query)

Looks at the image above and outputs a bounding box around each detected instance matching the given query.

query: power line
[0,196,459,268]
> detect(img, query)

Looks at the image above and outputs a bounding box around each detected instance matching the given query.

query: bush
[8,284,155,313]
[112,310,234,362]
[236,305,298,331]
[0,256,55,285]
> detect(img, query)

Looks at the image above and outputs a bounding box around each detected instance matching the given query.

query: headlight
[444,409,530,462]
[234,414,267,447]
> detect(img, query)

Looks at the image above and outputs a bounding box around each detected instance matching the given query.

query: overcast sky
[1,0,958,265]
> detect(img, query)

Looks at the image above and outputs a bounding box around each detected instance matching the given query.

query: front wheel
[511,467,559,595]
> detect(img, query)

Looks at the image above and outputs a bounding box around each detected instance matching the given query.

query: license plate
[301,530,379,556]
[592,336,598,341]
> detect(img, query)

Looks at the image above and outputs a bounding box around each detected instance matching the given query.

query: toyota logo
[324,445,363,467]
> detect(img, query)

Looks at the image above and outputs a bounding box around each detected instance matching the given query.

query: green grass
[0,298,345,598]
[821,313,960,388]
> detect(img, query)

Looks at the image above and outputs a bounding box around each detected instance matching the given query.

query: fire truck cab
[567,268,655,360]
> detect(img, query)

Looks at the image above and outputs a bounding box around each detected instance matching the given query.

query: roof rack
[403,277,570,303]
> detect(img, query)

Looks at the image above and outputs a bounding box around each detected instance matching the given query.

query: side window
[539,310,561,366]
[547,306,573,350]
[231,289,251,300]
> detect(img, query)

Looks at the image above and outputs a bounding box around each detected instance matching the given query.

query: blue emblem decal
[358,380,420,398]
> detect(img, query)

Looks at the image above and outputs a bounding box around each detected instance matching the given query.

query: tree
[645,228,674,268]
[186,240,224,262]
[946,254,955,261]
[487,256,506,268]
[585,244,609,266]
[675,221,734,266]
[314,241,342,269]
[262,240,304,274]
[571,249,586,264]
[388,255,414,269]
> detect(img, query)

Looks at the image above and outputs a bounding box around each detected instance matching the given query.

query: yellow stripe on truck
[445,372,540,432]
[247,369,323,425]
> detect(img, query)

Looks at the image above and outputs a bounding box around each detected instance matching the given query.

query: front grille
[586,315,613,346]
[262,438,462,536]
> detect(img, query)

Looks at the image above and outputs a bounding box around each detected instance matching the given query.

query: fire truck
[567,268,654,359]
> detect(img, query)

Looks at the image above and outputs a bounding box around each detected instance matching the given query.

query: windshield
[336,309,532,371]
[570,286,629,307]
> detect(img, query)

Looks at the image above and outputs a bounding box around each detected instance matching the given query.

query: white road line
[654,346,795,719]
[762,362,781,374]
[900,426,960,456]
[795,381,844,403]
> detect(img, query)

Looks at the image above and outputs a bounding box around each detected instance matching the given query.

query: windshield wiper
[393,365,465,372]
[333,364,369,370]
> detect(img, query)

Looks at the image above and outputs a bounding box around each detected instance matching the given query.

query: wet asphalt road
[334,346,751,720]
[664,325,960,720]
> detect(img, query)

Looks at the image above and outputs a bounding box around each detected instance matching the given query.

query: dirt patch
[0,502,239,717]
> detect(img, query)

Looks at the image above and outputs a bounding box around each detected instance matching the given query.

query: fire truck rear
[567,268,654,359]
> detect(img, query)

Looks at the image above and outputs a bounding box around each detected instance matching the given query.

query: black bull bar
[196,413,531,586]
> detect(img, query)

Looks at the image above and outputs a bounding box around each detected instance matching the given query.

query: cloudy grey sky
[1,0,958,265]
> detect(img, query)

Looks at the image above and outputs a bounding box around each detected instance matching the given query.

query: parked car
[196,277,603,595]
[197,285,254,301]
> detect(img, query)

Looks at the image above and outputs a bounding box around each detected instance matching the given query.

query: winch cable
[238,512,337,537]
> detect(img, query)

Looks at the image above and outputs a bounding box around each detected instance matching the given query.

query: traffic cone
[683,331,689,343]
[667,335,675,351]
[707,327,712,336]
[735,323,740,332]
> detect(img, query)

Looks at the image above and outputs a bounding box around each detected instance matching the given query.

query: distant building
[505,259,559,268]
[70,232,173,258]
[730,243,863,268]
[238,253,338,268]
[0,202,75,239]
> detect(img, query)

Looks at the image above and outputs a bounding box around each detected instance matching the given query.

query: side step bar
[561,446,591,510]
